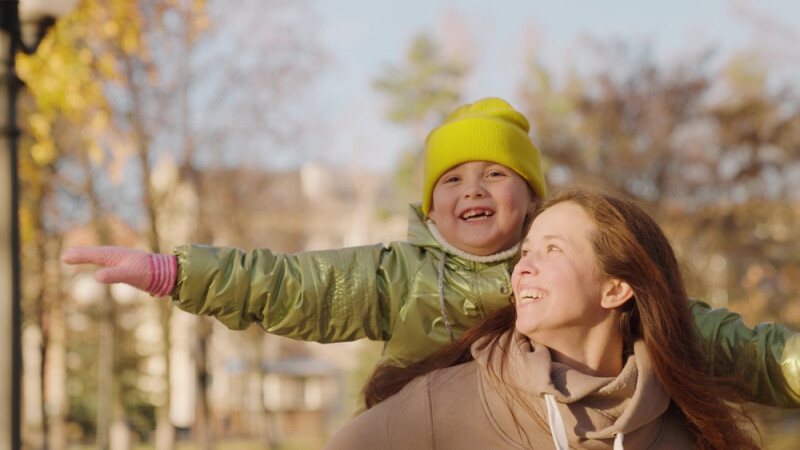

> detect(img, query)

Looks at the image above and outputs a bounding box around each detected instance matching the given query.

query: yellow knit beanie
[422,97,546,216]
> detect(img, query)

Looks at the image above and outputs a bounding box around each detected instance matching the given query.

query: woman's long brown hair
[363,187,757,449]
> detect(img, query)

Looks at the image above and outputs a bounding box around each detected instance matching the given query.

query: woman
[325,187,757,449]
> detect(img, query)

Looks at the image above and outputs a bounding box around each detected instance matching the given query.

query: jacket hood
[472,330,672,448]
[407,203,440,248]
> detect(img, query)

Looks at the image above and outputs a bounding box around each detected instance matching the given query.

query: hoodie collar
[473,331,671,446]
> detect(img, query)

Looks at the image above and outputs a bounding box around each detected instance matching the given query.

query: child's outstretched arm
[62,243,411,346]
[170,243,404,344]
[691,298,800,407]
[61,246,177,297]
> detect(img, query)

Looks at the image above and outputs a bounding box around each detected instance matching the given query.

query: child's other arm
[172,243,408,343]
[691,298,800,407]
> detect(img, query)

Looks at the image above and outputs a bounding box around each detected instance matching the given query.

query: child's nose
[463,181,488,198]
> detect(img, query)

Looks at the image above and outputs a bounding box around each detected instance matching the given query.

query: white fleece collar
[426,220,520,263]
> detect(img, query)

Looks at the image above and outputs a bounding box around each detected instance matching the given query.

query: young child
[62,97,800,406]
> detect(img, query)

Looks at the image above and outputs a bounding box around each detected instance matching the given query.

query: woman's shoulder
[326,361,528,450]
[426,360,481,399]
[324,373,435,449]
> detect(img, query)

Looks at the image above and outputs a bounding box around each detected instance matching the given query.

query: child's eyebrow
[441,169,459,177]
[488,163,510,169]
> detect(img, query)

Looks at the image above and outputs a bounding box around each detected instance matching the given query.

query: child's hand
[61,246,177,297]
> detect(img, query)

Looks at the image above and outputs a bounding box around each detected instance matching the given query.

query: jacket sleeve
[691,298,800,407]
[170,243,412,343]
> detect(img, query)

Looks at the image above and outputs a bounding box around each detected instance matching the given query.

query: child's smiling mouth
[460,209,494,221]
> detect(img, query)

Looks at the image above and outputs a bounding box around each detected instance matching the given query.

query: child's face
[511,201,609,346]
[428,161,535,256]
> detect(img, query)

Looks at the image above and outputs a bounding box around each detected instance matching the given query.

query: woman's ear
[600,279,634,309]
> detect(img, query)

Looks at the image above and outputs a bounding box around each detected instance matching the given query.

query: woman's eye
[520,250,529,257]
[546,245,560,253]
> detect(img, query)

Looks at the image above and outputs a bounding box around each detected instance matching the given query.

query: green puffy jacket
[172,204,800,407]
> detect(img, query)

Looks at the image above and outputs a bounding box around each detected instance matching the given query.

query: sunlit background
[7,0,800,448]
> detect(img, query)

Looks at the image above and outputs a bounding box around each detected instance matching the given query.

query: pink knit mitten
[61,246,177,297]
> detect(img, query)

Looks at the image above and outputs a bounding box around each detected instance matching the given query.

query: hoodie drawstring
[614,432,624,450]
[544,394,625,450]
[545,394,569,450]
[437,254,455,342]
[427,220,518,343]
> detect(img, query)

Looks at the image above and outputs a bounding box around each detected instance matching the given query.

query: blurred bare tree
[518,36,800,317]
[18,0,325,448]
[373,31,471,206]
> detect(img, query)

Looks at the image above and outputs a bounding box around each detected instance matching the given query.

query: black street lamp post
[1,1,75,449]
[0,3,24,448]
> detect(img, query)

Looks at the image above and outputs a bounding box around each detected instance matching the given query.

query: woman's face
[511,201,610,344]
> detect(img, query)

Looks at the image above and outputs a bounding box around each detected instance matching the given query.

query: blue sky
[308,0,799,171]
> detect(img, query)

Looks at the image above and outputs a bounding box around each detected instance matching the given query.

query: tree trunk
[46,239,68,450]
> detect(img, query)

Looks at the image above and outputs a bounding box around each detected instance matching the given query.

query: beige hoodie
[325,330,692,449]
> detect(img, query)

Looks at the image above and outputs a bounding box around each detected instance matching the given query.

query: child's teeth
[462,210,493,220]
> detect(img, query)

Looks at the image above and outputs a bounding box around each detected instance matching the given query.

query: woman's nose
[514,256,538,276]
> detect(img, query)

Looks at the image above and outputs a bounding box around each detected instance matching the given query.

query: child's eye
[443,175,460,183]
[520,250,529,257]
[487,170,506,178]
